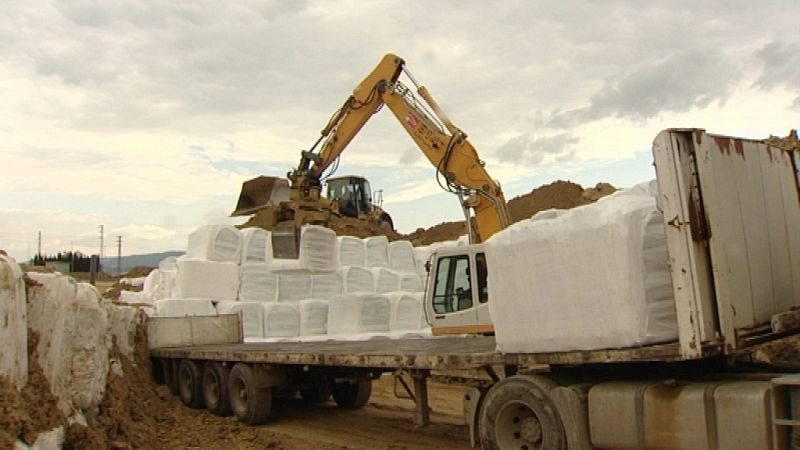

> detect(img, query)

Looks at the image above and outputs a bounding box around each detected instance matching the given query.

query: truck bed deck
[150,336,691,370]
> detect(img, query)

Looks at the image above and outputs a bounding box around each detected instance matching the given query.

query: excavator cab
[325,176,373,218]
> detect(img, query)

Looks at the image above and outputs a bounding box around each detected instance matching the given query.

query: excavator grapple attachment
[232,176,290,217]
[271,221,300,259]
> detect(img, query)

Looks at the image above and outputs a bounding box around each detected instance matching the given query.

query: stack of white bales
[152,223,428,340]
[0,254,28,389]
[153,224,238,320]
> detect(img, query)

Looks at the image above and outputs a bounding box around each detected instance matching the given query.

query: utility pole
[116,236,122,277]
[99,225,104,259]
[37,231,42,263]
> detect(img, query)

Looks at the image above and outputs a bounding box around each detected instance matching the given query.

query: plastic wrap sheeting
[239,262,278,302]
[311,272,342,298]
[0,255,27,389]
[105,304,140,359]
[328,294,391,334]
[364,235,389,267]
[486,183,678,353]
[374,268,400,293]
[118,290,154,305]
[399,272,424,293]
[186,224,241,263]
[176,259,239,302]
[263,303,300,337]
[298,299,329,336]
[240,228,270,264]
[142,268,159,296]
[156,269,176,300]
[337,236,366,267]
[155,298,217,317]
[216,301,264,337]
[340,266,375,294]
[388,292,425,331]
[388,240,416,272]
[276,271,312,302]
[26,273,109,414]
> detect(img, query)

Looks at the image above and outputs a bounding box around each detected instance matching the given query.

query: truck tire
[177,359,204,409]
[202,362,232,416]
[229,363,272,425]
[164,359,179,395]
[300,384,332,403]
[151,358,165,385]
[331,379,371,409]
[479,375,566,450]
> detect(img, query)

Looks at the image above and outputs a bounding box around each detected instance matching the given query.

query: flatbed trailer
[149,129,800,449]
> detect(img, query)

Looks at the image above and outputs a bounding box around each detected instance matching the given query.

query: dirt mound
[123,266,154,278]
[0,332,66,448]
[764,129,799,150]
[405,180,617,245]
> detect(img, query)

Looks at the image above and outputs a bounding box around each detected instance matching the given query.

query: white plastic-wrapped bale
[328,293,391,334]
[27,273,109,415]
[336,236,366,267]
[311,272,342,298]
[186,224,242,263]
[175,259,239,302]
[276,271,312,302]
[159,256,178,272]
[240,227,270,264]
[154,298,217,317]
[104,303,141,360]
[142,268,159,296]
[388,240,416,272]
[364,235,390,268]
[374,268,400,294]
[118,290,154,305]
[0,254,27,389]
[340,266,375,293]
[269,225,337,272]
[388,292,426,331]
[486,181,678,354]
[216,301,264,338]
[399,272,425,293]
[298,299,329,336]
[239,262,278,302]
[263,303,300,337]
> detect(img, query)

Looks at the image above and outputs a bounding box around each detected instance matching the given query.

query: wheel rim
[231,377,248,414]
[179,366,193,398]
[495,400,543,450]
[204,370,220,407]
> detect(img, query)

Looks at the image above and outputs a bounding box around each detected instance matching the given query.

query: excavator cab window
[326,177,372,217]
[432,255,473,314]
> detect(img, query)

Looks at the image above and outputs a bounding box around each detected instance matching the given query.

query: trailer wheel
[151,357,165,385]
[229,363,272,425]
[300,385,332,403]
[479,375,565,450]
[202,362,232,416]
[163,359,179,395]
[177,359,204,409]
[332,379,371,409]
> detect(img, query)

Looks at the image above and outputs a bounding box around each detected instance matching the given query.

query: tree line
[31,251,100,272]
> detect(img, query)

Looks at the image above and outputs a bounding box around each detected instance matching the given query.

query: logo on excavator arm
[404,113,420,130]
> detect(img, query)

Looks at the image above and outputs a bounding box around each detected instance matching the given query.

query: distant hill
[101,251,184,276]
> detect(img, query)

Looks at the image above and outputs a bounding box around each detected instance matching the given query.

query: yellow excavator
[233,53,511,257]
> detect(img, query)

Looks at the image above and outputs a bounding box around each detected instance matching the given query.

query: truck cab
[424,244,494,335]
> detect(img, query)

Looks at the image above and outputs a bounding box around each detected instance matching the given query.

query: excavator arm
[296,53,510,243]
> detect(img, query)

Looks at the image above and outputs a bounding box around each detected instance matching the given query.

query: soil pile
[0,332,66,448]
[404,180,617,245]
[764,129,799,150]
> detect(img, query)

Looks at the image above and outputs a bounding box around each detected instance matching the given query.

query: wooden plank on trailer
[652,129,706,358]
[758,144,795,316]
[694,134,754,336]
[731,139,774,324]
[774,145,800,310]
[147,315,242,349]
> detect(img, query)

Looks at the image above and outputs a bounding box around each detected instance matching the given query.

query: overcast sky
[1,0,798,262]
